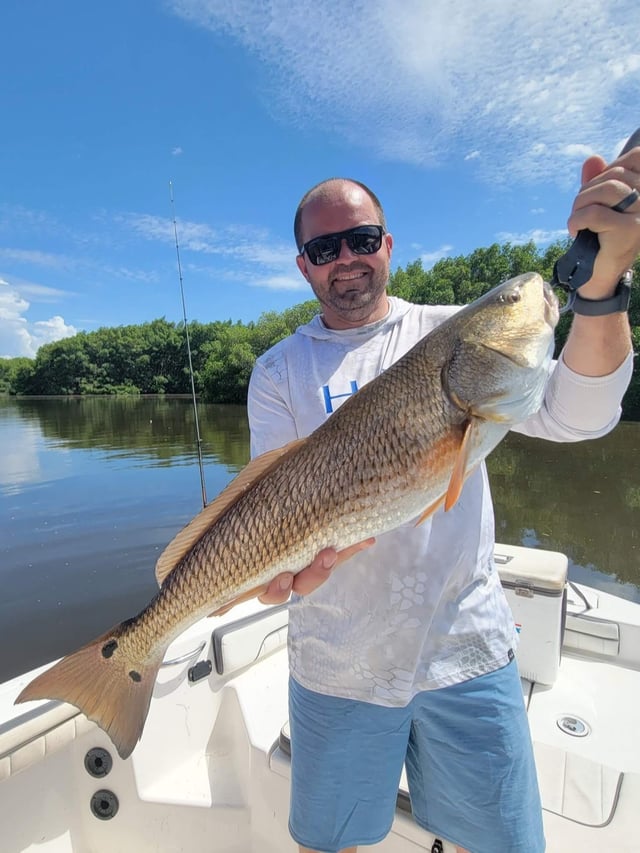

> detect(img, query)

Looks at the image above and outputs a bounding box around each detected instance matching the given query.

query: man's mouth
[333,270,368,285]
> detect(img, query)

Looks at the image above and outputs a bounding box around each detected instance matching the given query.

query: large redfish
[17,272,559,758]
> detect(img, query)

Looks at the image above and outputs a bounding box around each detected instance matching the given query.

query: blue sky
[1,0,639,358]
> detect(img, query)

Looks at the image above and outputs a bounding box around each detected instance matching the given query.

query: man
[248,147,639,853]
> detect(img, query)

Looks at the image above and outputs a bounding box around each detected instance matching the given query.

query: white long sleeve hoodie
[248,297,632,702]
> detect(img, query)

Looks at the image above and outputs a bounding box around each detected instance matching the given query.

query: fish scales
[59,329,472,665]
[16,272,559,758]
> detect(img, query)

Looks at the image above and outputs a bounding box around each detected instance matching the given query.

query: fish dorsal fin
[444,420,474,511]
[154,438,306,586]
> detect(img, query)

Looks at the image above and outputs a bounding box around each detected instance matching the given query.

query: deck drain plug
[85,747,113,778]
[556,715,590,737]
[90,789,119,820]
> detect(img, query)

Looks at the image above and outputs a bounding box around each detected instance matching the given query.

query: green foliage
[622,325,640,419]
[200,323,254,404]
[2,243,639,419]
[0,357,33,393]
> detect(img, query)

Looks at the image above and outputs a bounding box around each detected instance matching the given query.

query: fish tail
[15,623,166,760]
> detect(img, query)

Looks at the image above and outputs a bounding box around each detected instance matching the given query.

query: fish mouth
[543,281,560,327]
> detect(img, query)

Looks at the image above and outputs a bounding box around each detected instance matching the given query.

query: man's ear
[296,253,311,282]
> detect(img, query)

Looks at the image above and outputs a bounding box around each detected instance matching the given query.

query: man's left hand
[567,145,640,298]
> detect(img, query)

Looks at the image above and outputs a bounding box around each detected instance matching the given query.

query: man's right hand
[258,538,376,605]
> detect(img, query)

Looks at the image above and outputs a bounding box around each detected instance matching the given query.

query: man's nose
[336,237,358,262]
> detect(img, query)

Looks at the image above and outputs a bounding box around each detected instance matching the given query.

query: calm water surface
[1,396,639,683]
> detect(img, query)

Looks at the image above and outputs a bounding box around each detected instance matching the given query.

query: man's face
[296,183,393,330]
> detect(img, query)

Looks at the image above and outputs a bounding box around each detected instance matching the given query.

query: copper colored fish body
[17,273,559,758]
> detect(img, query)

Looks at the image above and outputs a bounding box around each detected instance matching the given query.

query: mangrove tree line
[2,241,639,419]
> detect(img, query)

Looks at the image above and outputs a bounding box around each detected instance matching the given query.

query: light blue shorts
[288,661,544,853]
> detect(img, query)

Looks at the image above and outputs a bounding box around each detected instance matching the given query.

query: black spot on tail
[129,670,142,683]
[101,640,118,659]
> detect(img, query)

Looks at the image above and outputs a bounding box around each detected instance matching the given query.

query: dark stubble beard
[314,263,390,322]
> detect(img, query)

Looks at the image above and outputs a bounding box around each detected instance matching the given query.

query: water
[1,396,639,683]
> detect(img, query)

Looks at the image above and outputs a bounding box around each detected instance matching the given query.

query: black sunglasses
[300,225,385,266]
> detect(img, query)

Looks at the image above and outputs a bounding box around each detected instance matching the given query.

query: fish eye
[499,287,522,305]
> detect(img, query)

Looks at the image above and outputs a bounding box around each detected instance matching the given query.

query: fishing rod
[169,181,208,509]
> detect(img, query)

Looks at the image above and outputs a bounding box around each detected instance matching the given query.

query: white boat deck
[1,546,639,853]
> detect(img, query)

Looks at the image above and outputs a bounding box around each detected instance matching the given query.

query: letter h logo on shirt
[322,380,359,414]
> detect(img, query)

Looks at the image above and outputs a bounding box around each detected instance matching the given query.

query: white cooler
[496,543,568,685]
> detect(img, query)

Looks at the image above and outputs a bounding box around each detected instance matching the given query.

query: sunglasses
[300,225,385,266]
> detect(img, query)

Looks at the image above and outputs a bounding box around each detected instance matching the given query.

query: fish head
[458,272,558,367]
[443,272,559,425]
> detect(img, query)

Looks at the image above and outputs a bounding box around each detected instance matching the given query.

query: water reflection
[3,398,639,592]
[0,415,43,494]
[3,396,250,471]
[487,426,640,592]
[0,397,638,681]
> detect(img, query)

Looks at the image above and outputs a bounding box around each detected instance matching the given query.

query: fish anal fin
[155,438,306,586]
[15,624,164,760]
[209,582,271,617]
[444,420,474,511]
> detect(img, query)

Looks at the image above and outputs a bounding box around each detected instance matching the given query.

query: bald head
[294,178,387,252]
[292,178,393,329]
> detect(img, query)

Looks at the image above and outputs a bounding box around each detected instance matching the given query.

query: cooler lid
[495,543,568,593]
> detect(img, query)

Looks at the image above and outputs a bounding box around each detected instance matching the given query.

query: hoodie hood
[296,296,415,342]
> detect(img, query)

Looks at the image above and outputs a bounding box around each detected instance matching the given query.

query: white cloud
[607,53,640,80]
[122,212,297,288]
[420,245,454,267]
[495,228,568,246]
[0,239,154,285]
[16,282,72,302]
[250,273,307,291]
[0,278,77,358]
[0,248,76,269]
[122,213,218,251]
[0,281,29,320]
[169,0,640,185]
[172,146,184,156]
[561,143,595,159]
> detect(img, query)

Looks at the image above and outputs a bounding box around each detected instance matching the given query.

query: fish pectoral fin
[418,418,478,520]
[470,393,512,423]
[209,583,271,617]
[155,438,306,586]
[414,494,446,526]
[444,420,474,511]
